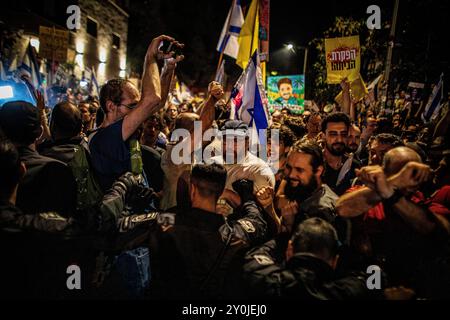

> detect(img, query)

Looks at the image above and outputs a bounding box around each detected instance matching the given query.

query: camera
[160,40,183,58]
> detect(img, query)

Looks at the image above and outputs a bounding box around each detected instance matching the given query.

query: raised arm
[122,35,183,140]
[337,162,437,226]
[336,165,398,218]
[256,186,281,235]
[35,90,51,144]
[340,78,351,116]
[388,162,450,235]
[189,81,224,151]
[159,49,185,109]
[197,81,224,132]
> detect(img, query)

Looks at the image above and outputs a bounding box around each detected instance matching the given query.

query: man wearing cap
[208,119,275,211]
[0,101,76,216]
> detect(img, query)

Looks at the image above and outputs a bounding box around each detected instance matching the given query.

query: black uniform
[16,145,77,216]
[148,200,268,299]
[0,173,158,299]
[243,236,379,300]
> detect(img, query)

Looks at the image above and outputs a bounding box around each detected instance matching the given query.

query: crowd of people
[1,34,450,300]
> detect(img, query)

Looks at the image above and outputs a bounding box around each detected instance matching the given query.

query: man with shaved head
[40,101,83,162]
[337,147,432,220]
[337,147,450,296]
[39,101,104,211]
[160,81,224,211]
[382,146,422,177]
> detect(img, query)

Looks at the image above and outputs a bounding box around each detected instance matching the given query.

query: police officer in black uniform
[243,217,381,299]
[148,163,268,299]
[0,138,158,298]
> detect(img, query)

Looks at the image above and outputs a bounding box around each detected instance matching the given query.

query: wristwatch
[382,188,403,207]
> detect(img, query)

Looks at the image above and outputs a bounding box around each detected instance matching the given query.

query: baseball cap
[0,100,41,145]
[220,120,248,137]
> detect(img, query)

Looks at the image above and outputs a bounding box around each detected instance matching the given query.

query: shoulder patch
[237,219,256,233]
[157,213,176,226]
[38,212,66,221]
[118,212,159,232]
[253,254,274,266]
[131,212,158,223]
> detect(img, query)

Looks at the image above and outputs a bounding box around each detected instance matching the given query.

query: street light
[284,43,308,77]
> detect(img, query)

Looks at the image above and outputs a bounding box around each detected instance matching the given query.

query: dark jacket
[293,184,350,244]
[243,237,377,300]
[0,176,157,299]
[39,136,85,163]
[141,145,164,192]
[16,146,77,216]
[295,184,338,225]
[148,200,268,299]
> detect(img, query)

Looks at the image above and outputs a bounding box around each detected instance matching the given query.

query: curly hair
[99,78,133,113]
[284,116,306,138]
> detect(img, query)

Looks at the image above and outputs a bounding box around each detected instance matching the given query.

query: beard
[346,143,359,153]
[284,175,319,203]
[326,142,346,156]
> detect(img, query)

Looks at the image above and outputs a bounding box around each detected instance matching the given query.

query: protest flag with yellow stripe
[236,0,259,69]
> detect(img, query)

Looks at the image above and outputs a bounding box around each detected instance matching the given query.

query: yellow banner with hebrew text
[325,35,360,84]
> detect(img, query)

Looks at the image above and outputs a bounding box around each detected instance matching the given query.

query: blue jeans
[115,247,150,298]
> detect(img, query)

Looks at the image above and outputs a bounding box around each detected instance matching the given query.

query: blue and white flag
[422,73,444,123]
[19,42,42,93]
[230,51,270,141]
[216,0,244,59]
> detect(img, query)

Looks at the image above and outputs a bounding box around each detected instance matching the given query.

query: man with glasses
[88,35,184,191]
[87,35,184,298]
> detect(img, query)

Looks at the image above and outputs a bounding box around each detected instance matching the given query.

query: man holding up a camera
[89,35,184,191]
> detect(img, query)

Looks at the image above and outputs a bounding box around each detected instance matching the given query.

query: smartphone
[160,41,174,54]
[160,41,182,58]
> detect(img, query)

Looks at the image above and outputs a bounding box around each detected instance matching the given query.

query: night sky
[127,0,389,82]
[125,0,449,91]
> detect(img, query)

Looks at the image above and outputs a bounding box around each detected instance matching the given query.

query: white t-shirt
[208,152,275,192]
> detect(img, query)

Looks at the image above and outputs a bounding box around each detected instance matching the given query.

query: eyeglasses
[118,102,138,110]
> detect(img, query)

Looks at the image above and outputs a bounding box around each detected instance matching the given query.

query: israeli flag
[422,73,444,123]
[19,42,42,92]
[230,51,270,149]
[216,0,244,59]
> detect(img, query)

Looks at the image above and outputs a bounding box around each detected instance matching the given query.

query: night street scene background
[1,0,450,306]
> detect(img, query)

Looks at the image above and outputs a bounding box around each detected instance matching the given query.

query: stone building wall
[74,0,128,84]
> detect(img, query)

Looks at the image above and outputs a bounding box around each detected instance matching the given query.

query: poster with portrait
[267,75,304,114]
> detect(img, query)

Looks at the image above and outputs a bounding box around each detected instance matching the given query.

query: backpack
[69,141,104,210]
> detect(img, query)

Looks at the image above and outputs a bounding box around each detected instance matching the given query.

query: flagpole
[249,0,259,61]
[383,0,400,109]
[215,0,237,77]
